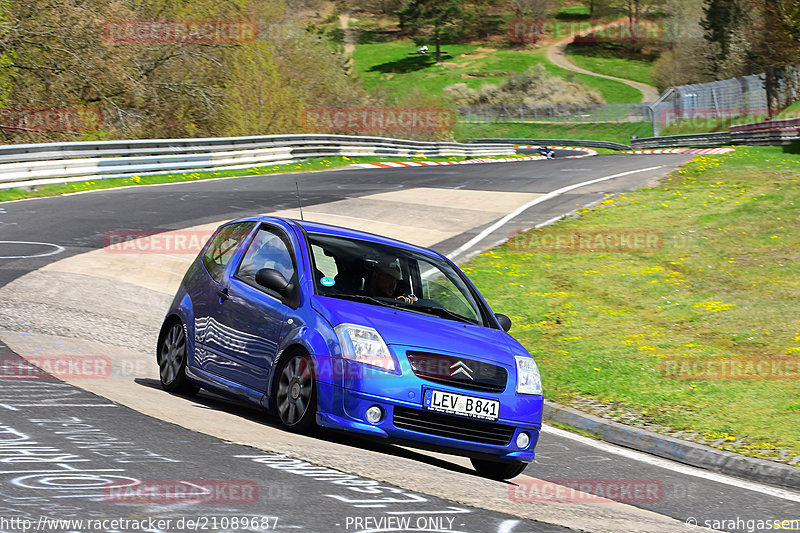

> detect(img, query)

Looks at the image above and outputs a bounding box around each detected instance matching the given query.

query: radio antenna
[295,181,304,221]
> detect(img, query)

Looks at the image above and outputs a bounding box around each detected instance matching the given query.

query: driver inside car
[364,264,401,298]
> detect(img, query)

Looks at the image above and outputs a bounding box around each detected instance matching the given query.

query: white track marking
[498,520,521,533]
[0,241,65,259]
[544,424,800,503]
[447,166,664,260]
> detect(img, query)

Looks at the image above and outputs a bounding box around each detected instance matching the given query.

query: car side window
[236,226,296,287]
[202,222,254,282]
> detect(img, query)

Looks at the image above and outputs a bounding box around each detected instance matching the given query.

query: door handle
[217,288,229,301]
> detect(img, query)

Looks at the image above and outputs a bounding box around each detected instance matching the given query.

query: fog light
[516,432,530,449]
[365,406,383,424]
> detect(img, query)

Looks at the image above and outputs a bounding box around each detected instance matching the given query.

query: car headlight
[515,356,542,395]
[335,324,395,372]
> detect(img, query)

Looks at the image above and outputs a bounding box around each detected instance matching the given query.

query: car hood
[311,295,521,366]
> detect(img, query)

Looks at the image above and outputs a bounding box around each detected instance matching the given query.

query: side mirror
[255,268,291,297]
[494,313,512,332]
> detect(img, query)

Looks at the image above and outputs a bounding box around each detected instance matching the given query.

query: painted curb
[622,148,736,155]
[543,400,800,490]
[352,154,545,168]
[515,145,600,158]
[352,147,598,168]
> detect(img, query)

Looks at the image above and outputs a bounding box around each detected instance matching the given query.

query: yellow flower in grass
[693,301,735,312]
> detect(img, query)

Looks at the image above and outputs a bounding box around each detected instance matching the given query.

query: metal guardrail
[457,104,652,124]
[470,129,799,150]
[730,117,800,133]
[0,134,515,189]
[466,138,631,151]
[631,129,800,149]
[630,132,733,148]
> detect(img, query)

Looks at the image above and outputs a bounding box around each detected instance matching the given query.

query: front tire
[157,320,199,396]
[275,353,317,433]
[470,458,528,480]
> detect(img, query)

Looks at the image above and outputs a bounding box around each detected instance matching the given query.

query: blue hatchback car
[157,216,543,479]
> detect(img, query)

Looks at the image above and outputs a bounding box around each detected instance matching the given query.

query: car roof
[231,215,443,258]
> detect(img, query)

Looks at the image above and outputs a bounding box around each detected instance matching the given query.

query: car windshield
[307,232,488,327]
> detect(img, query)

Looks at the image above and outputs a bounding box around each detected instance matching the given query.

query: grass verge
[0,154,529,202]
[564,43,655,86]
[455,121,651,145]
[464,145,800,464]
[777,101,800,119]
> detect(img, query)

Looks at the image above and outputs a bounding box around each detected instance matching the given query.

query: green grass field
[564,44,655,86]
[352,40,643,104]
[777,101,800,118]
[463,144,800,463]
[455,121,652,145]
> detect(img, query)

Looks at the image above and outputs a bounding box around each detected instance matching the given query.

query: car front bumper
[314,364,542,462]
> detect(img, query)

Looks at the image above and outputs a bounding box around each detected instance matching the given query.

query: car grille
[406,351,507,393]
[393,406,515,446]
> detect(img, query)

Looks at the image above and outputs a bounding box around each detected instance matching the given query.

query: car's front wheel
[275,352,317,432]
[470,457,528,480]
[157,320,199,396]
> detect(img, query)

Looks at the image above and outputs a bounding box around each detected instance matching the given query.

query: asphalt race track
[0,153,798,533]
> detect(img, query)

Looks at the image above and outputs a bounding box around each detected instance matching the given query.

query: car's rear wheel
[275,352,317,432]
[157,320,199,396]
[470,458,528,480]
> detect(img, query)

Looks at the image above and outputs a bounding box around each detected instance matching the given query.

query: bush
[444,64,604,106]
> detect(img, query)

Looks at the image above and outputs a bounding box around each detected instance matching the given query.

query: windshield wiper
[326,293,407,311]
[410,305,477,325]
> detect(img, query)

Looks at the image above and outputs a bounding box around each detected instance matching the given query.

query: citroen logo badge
[450,360,473,380]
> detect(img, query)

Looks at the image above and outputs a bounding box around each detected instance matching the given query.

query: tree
[0,0,362,142]
[396,0,468,63]
[749,0,800,116]
[508,0,557,18]
[221,43,305,136]
[588,0,614,18]
[0,0,15,110]
[469,0,502,39]
[700,0,747,73]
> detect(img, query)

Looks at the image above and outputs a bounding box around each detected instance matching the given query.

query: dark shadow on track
[135,376,519,484]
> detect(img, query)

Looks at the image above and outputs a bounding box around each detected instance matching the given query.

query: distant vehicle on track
[537,146,555,159]
[157,216,543,480]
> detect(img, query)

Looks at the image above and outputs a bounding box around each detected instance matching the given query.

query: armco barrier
[632,128,800,149]
[0,134,515,189]
[630,132,733,149]
[466,138,631,151]
[468,125,800,150]
[730,117,800,133]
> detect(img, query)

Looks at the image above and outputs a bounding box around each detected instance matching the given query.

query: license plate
[423,389,499,421]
